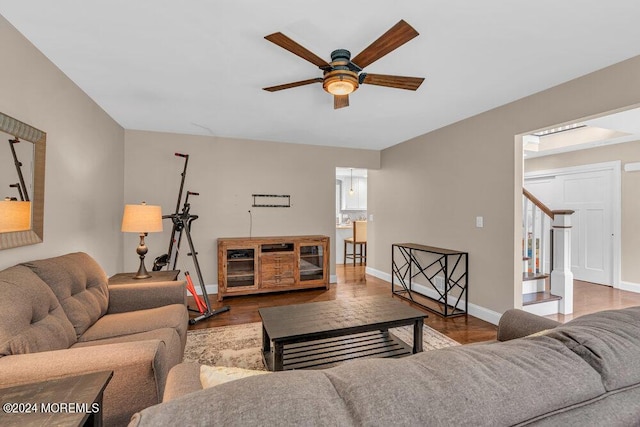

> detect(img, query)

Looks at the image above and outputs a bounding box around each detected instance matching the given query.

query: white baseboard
[464,304,502,326]
[330,274,337,284]
[366,267,502,326]
[191,284,218,296]
[523,300,559,317]
[619,281,640,294]
[366,266,392,283]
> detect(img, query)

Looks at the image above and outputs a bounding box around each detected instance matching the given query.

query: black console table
[392,243,468,317]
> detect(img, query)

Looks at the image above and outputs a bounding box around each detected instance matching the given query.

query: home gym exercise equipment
[153,152,229,324]
[8,138,29,201]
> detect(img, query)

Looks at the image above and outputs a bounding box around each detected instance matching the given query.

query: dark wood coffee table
[259,297,427,371]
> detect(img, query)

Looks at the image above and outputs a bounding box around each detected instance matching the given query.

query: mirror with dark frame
[0,112,46,250]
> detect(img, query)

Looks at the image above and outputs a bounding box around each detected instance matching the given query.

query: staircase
[522,189,572,315]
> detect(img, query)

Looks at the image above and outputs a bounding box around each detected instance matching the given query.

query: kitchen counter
[335,226,353,264]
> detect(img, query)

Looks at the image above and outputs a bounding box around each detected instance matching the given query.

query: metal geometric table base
[392,243,468,317]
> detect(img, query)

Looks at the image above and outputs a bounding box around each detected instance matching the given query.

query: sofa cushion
[322,337,606,426]
[545,306,640,391]
[0,265,77,356]
[22,252,109,337]
[130,369,355,426]
[72,326,183,367]
[79,304,187,346]
[523,383,640,426]
[132,334,607,426]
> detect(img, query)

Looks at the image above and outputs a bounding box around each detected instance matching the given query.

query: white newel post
[550,210,574,314]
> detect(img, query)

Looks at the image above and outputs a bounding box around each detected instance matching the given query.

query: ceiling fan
[263,20,425,109]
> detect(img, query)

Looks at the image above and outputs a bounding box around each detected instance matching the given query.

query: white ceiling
[2,1,640,150]
[524,106,640,158]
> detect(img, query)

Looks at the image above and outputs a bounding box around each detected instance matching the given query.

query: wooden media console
[217,235,329,301]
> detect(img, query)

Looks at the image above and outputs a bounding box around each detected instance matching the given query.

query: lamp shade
[0,201,31,232]
[121,203,163,233]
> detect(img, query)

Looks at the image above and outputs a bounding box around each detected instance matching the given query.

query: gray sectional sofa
[0,252,188,426]
[130,306,640,426]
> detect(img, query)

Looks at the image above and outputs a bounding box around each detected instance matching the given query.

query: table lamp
[0,199,31,232]
[121,201,163,279]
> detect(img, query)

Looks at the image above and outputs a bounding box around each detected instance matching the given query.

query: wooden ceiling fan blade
[265,32,331,69]
[334,94,349,109]
[351,20,419,69]
[362,73,424,91]
[263,78,323,92]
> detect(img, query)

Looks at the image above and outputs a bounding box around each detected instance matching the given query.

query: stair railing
[522,188,553,278]
[522,188,575,315]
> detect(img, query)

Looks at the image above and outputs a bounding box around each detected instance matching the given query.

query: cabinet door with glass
[298,243,326,283]
[221,245,258,294]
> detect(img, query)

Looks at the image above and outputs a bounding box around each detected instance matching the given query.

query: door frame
[525,160,621,288]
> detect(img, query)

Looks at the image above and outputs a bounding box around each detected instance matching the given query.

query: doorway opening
[517,104,640,316]
[335,167,367,266]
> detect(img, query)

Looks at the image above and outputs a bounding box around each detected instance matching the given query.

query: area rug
[184,322,460,371]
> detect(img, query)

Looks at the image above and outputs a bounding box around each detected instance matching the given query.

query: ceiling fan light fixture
[263,20,423,108]
[323,70,359,96]
[327,80,355,95]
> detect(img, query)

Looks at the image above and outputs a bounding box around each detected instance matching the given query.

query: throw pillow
[200,365,270,389]
[526,329,552,338]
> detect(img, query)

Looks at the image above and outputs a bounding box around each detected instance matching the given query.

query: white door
[525,167,615,286]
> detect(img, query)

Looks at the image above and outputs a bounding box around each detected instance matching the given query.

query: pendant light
[349,168,355,195]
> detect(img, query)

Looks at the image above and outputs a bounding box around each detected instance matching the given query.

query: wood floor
[188,266,640,345]
[188,264,498,344]
[546,279,640,322]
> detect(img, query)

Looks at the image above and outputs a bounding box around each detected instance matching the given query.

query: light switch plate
[476,216,484,228]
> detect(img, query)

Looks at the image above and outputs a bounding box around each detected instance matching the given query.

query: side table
[0,370,113,427]
[108,270,180,285]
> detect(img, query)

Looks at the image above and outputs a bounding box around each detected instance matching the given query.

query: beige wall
[525,140,640,285]
[123,130,379,286]
[0,15,125,273]
[370,56,640,320]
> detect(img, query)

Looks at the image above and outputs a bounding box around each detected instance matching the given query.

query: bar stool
[344,221,367,265]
